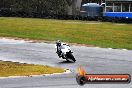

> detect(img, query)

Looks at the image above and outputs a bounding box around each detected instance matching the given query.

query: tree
[0,0,71,17]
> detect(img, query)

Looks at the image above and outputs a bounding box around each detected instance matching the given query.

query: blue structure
[80,3,102,17]
[104,0,132,18]
[104,12,132,18]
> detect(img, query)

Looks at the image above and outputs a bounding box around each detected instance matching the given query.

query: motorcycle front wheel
[67,53,76,62]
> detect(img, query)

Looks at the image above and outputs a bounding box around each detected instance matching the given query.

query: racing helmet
[56,40,61,46]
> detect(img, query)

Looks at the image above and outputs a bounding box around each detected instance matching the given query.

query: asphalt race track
[0,38,132,88]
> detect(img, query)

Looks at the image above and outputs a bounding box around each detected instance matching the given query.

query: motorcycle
[56,43,76,62]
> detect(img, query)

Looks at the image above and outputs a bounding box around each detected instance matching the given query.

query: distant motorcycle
[56,42,76,62]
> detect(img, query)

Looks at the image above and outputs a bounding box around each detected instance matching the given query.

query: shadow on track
[58,60,75,64]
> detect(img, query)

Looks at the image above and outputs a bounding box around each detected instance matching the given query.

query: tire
[67,53,76,62]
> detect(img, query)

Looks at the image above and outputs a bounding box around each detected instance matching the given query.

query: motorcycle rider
[56,40,62,58]
[55,40,76,62]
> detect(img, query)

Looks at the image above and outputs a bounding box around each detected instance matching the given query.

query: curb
[107,48,128,51]
[0,37,131,51]
[0,69,72,79]
[94,47,129,51]
[43,69,72,76]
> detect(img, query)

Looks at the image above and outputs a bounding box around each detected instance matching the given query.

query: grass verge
[0,61,65,77]
[0,17,132,49]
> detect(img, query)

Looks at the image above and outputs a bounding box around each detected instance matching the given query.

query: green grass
[0,61,65,77]
[0,17,132,49]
